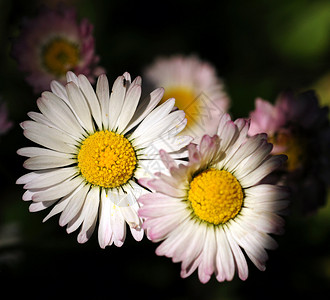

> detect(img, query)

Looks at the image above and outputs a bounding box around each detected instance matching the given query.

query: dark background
[0,0,330,298]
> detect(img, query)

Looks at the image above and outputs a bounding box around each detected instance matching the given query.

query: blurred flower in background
[144,55,229,141]
[16,71,191,248]
[0,100,13,135]
[249,91,330,214]
[11,5,104,93]
[139,113,288,283]
[0,222,23,269]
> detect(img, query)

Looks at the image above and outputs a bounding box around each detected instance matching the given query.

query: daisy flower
[249,91,330,214]
[144,55,229,141]
[139,113,289,283]
[16,71,191,248]
[11,5,104,93]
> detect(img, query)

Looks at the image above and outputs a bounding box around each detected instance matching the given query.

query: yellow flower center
[77,131,137,188]
[162,87,198,127]
[188,168,243,225]
[42,37,80,77]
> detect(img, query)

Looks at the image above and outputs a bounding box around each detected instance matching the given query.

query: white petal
[17,147,74,158]
[176,222,206,266]
[43,196,72,222]
[142,210,188,242]
[238,210,285,235]
[108,189,137,207]
[126,76,142,94]
[96,74,110,129]
[66,81,94,133]
[233,141,272,178]
[139,200,186,218]
[123,72,132,85]
[147,176,187,198]
[50,80,69,103]
[139,136,192,159]
[220,134,267,173]
[109,202,126,247]
[133,110,186,148]
[59,183,89,227]
[216,113,231,136]
[22,121,77,153]
[98,190,113,248]
[224,227,249,281]
[215,227,235,282]
[227,219,268,271]
[38,92,85,138]
[116,84,141,133]
[16,171,40,185]
[180,253,203,279]
[155,217,192,257]
[22,190,35,201]
[218,121,239,153]
[197,227,217,284]
[23,156,75,170]
[32,176,84,202]
[129,226,144,242]
[124,181,149,203]
[66,71,79,85]
[29,200,57,212]
[77,186,100,243]
[78,74,102,130]
[245,184,290,199]
[108,75,126,131]
[27,111,56,128]
[129,98,175,140]
[24,167,77,189]
[134,159,168,179]
[129,225,144,242]
[120,205,140,229]
[122,87,164,134]
[239,155,286,187]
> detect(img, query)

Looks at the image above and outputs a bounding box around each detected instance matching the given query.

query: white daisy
[138,113,289,283]
[16,71,192,248]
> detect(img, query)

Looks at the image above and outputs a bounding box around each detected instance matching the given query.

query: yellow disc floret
[42,37,80,77]
[77,131,137,188]
[188,168,243,225]
[162,87,197,126]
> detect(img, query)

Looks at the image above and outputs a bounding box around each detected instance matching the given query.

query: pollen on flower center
[162,87,197,125]
[42,37,80,77]
[188,168,243,225]
[77,131,137,188]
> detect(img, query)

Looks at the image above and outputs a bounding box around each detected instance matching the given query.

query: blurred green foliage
[0,0,329,299]
[269,1,330,63]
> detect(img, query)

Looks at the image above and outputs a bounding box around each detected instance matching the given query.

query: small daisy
[144,55,229,141]
[16,71,192,248]
[139,113,289,283]
[11,5,104,93]
[249,91,330,213]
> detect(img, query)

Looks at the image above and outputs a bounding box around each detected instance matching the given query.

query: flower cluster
[10,3,329,285]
